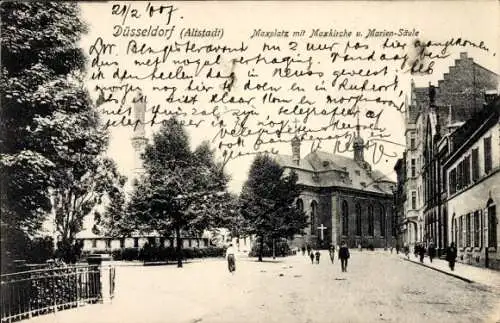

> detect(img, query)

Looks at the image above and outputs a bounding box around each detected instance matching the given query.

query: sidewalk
[399,253,500,289]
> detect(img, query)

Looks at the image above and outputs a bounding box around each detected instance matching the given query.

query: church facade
[276,129,396,249]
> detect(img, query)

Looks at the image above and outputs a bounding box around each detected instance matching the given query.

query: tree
[126,119,230,267]
[53,156,126,263]
[218,193,245,237]
[0,2,124,264]
[239,154,308,261]
[1,2,88,236]
[92,177,129,238]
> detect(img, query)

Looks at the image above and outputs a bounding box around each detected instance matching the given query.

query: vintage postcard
[1,1,499,322]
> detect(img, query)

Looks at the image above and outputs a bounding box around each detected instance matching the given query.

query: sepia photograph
[1,1,499,322]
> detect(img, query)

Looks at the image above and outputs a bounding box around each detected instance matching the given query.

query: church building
[276,126,396,249]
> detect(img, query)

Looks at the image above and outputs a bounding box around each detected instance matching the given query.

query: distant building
[393,155,406,247]
[76,232,213,254]
[444,95,499,269]
[402,52,499,251]
[276,124,396,249]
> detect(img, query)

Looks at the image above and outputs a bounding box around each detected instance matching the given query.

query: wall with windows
[295,190,322,237]
[79,236,212,253]
[446,123,499,269]
[293,190,326,248]
[336,193,394,249]
[404,123,424,246]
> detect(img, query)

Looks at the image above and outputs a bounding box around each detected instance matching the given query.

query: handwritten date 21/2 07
[111,2,179,25]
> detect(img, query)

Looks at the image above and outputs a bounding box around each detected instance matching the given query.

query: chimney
[291,136,301,166]
[429,83,436,107]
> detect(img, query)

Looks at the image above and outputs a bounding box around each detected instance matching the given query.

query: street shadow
[245,258,286,264]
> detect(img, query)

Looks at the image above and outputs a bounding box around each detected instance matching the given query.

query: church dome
[353,135,364,146]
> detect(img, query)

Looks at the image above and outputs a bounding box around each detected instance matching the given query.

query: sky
[79,1,500,194]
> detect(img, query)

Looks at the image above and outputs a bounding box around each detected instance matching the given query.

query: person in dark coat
[418,243,425,263]
[309,250,315,264]
[226,244,236,274]
[306,245,311,256]
[315,250,321,264]
[338,241,350,272]
[428,243,436,263]
[446,242,458,271]
[301,245,306,256]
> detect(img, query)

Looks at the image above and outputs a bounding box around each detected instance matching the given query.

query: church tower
[353,115,364,163]
[353,114,372,173]
[291,135,301,165]
[131,94,148,176]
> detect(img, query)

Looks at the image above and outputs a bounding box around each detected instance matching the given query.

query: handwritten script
[86,2,494,167]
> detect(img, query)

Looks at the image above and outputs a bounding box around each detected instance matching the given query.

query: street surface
[30,251,500,323]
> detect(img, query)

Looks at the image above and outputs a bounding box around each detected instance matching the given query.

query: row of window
[296,199,396,237]
[449,136,493,195]
[92,238,133,248]
[341,201,389,237]
[91,238,209,248]
[451,204,497,249]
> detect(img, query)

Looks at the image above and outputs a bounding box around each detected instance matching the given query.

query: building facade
[444,97,500,269]
[402,52,499,250]
[77,235,213,253]
[277,127,396,249]
[393,155,406,247]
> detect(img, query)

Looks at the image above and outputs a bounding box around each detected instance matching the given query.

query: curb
[402,258,474,283]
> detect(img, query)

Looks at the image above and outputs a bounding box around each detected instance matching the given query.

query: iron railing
[1,265,115,323]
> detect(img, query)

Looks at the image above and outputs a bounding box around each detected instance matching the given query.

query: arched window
[379,205,386,237]
[368,205,374,236]
[311,201,318,233]
[487,199,497,249]
[296,198,304,211]
[342,201,349,236]
[355,203,362,236]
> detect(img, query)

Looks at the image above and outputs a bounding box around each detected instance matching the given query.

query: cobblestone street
[30,251,500,323]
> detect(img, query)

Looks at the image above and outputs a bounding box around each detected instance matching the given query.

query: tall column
[131,95,147,176]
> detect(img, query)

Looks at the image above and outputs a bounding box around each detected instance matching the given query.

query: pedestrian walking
[428,243,436,263]
[226,243,236,274]
[301,245,306,256]
[396,244,400,254]
[404,244,410,259]
[446,242,458,271]
[338,241,350,272]
[309,250,315,264]
[418,244,425,263]
[329,245,335,264]
[307,245,311,256]
[315,250,321,264]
